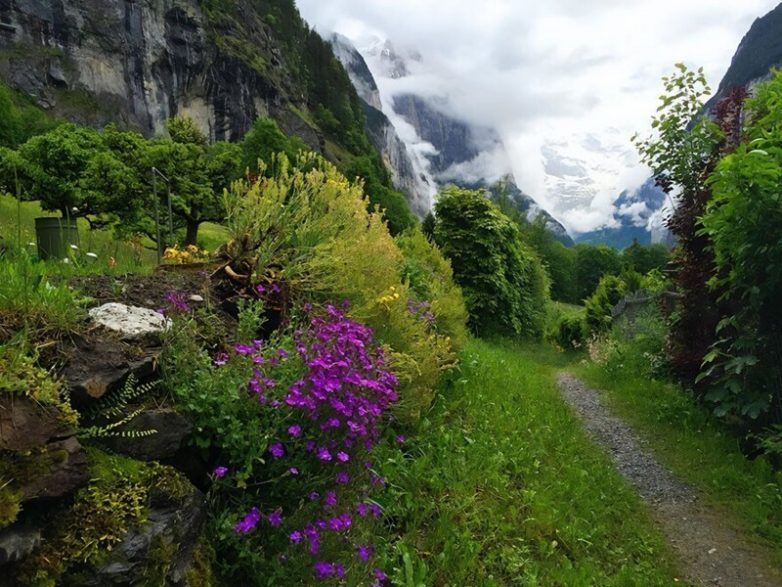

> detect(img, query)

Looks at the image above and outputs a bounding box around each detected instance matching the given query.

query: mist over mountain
[331,35,573,244]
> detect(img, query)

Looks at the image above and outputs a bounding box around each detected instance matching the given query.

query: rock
[0,523,41,566]
[188,294,204,303]
[85,482,206,586]
[62,335,160,403]
[88,303,170,342]
[0,396,72,452]
[102,409,192,461]
[16,437,89,501]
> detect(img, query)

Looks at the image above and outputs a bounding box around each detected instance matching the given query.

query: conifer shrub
[432,186,549,339]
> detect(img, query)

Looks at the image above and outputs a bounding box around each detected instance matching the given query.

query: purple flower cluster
[223,304,397,584]
[165,290,192,313]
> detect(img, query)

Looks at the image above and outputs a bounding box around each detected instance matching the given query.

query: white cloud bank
[296,0,779,233]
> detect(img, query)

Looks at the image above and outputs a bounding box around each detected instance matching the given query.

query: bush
[433,186,549,339]
[395,227,469,351]
[584,275,627,334]
[223,153,458,421]
[555,314,586,351]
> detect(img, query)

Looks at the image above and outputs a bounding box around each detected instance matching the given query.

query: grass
[577,354,782,565]
[374,338,683,586]
[1,194,230,270]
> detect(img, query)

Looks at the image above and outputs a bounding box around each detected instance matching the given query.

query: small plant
[79,374,158,440]
[162,244,211,264]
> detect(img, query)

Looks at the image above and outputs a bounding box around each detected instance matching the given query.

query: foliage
[700,70,782,425]
[584,275,628,334]
[573,244,622,302]
[621,239,671,274]
[166,302,400,584]
[223,153,458,421]
[0,81,59,148]
[521,216,579,304]
[79,375,158,440]
[633,64,728,387]
[395,227,468,351]
[555,314,586,351]
[372,339,680,585]
[0,250,85,338]
[343,154,415,235]
[0,337,78,424]
[433,186,549,339]
[20,451,191,586]
[239,117,308,172]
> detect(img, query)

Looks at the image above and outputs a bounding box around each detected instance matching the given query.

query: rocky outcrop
[0,0,320,148]
[330,34,432,217]
[706,3,782,111]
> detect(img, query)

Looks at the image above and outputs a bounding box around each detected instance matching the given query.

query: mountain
[329,33,432,217]
[706,2,782,111]
[575,179,668,249]
[352,37,572,243]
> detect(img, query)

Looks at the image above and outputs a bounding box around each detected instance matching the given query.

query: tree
[11,124,131,222]
[633,64,735,387]
[621,239,671,275]
[574,244,622,302]
[433,186,549,339]
[700,70,782,424]
[240,118,307,172]
[524,216,578,304]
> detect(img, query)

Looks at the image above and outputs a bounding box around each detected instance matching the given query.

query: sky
[296,0,780,233]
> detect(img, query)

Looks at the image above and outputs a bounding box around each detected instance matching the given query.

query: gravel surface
[558,374,782,587]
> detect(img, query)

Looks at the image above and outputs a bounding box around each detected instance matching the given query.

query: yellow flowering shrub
[162,244,210,264]
[224,153,463,421]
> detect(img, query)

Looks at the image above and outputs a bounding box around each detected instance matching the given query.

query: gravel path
[558,374,782,587]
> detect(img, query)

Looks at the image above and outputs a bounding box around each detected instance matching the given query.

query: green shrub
[555,314,586,351]
[396,227,468,351]
[433,186,549,339]
[223,153,457,421]
[584,275,627,334]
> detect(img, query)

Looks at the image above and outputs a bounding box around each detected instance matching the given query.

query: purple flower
[356,502,368,517]
[374,568,387,583]
[370,503,382,519]
[314,561,334,579]
[303,302,313,312]
[289,530,302,544]
[267,509,283,527]
[317,447,332,462]
[234,507,261,534]
[288,467,299,476]
[334,562,345,578]
[165,291,191,313]
[395,435,406,444]
[309,491,320,501]
[269,443,285,458]
[234,343,254,355]
[212,466,228,478]
[336,451,350,463]
[271,282,282,294]
[336,471,349,485]
[324,491,337,508]
[288,424,302,438]
[255,284,266,295]
[213,353,229,367]
[278,348,289,359]
[357,544,374,562]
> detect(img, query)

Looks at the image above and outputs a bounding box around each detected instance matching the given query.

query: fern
[79,375,158,440]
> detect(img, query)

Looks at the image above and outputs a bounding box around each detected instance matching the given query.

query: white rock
[189,294,204,303]
[89,303,171,341]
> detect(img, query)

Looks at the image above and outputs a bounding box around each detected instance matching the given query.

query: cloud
[296,0,780,232]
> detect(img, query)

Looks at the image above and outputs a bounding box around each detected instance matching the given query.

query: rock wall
[0,0,322,149]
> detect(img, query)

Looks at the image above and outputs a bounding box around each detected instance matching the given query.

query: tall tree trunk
[185,220,199,246]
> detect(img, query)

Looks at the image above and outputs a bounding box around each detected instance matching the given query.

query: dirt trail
[557,374,782,587]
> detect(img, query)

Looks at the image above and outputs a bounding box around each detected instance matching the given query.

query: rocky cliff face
[0,0,322,148]
[706,2,782,111]
[330,33,432,216]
